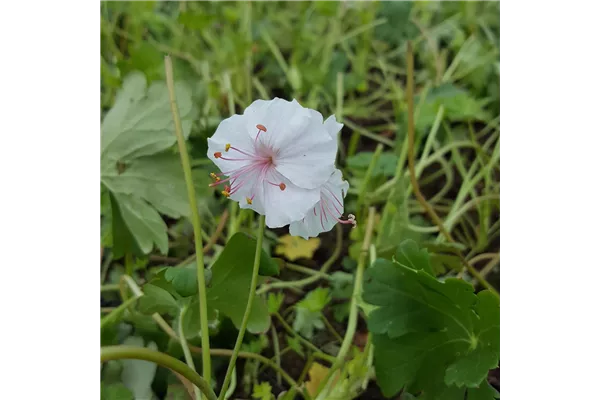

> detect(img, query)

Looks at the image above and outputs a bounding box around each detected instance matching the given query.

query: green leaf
[286,335,304,358]
[375,1,416,47]
[364,241,499,398]
[293,308,325,339]
[394,239,434,276]
[467,381,500,400]
[101,71,194,163]
[121,337,158,400]
[102,153,196,219]
[267,292,285,314]
[101,383,134,400]
[225,232,280,276]
[293,288,330,337]
[138,284,179,316]
[164,264,198,297]
[329,271,354,299]
[207,234,272,334]
[111,193,168,256]
[252,382,274,400]
[445,347,498,388]
[378,179,427,255]
[180,296,218,340]
[297,287,331,312]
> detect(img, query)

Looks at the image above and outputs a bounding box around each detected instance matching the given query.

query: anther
[214,152,222,158]
[221,190,230,198]
[246,197,253,205]
[210,172,221,182]
[225,144,231,152]
[279,183,286,191]
[347,214,357,228]
[256,124,267,132]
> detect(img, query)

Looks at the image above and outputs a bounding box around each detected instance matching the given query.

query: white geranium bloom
[207,98,339,228]
[289,169,356,239]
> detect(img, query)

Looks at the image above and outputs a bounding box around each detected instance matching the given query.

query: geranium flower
[207,98,341,228]
[289,168,356,239]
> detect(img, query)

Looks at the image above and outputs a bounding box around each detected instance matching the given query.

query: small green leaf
[267,292,285,314]
[286,335,304,358]
[138,284,179,316]
[297,288,331,312]
[293,308,325,339]
[101,383,133,400]
[252,381,274,400]
[329,271,353,299]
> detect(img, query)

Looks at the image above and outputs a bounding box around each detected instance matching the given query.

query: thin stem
[100,296,140,329]
[271,325,282,386]
[322,315,344,343]
[101,346,217,400]
[314,207,377,398]
[273,313,336,363]
[218,215,266,400]
[404,42,499,299]
[179,305,202,400]
[257,225,343,294]
[165,55,212,389]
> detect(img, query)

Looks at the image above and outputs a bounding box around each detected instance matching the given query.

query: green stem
[125,253,134,276]
[165,55,212,389]
[179,305,202,400]
[100,296,140,329]
[271,325,282,386]
[314,207,377,399]
[101,346,217,400]
[273,313,336,364]
[218,215,266,400]
[356,143,384,214]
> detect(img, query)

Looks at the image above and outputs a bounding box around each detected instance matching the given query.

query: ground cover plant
[100,2,500,399]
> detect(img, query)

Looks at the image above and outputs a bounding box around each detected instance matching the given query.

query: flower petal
[207,114,258,173]
[288,169,350,238]
[261,168,321,228]
[324,115,344,139]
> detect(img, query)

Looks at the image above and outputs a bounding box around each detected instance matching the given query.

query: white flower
[289,169,356,239]
[207,98,341,228]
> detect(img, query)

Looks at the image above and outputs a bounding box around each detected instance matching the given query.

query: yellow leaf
[305,362,339,398]
[274,235,320,261]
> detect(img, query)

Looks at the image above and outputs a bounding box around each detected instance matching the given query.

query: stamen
[210,172,221,182]
[267,181,286,191]
[255,124,267,143]
[225,143,231,152]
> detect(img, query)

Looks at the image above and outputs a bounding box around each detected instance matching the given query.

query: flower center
[210,124,286,203]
